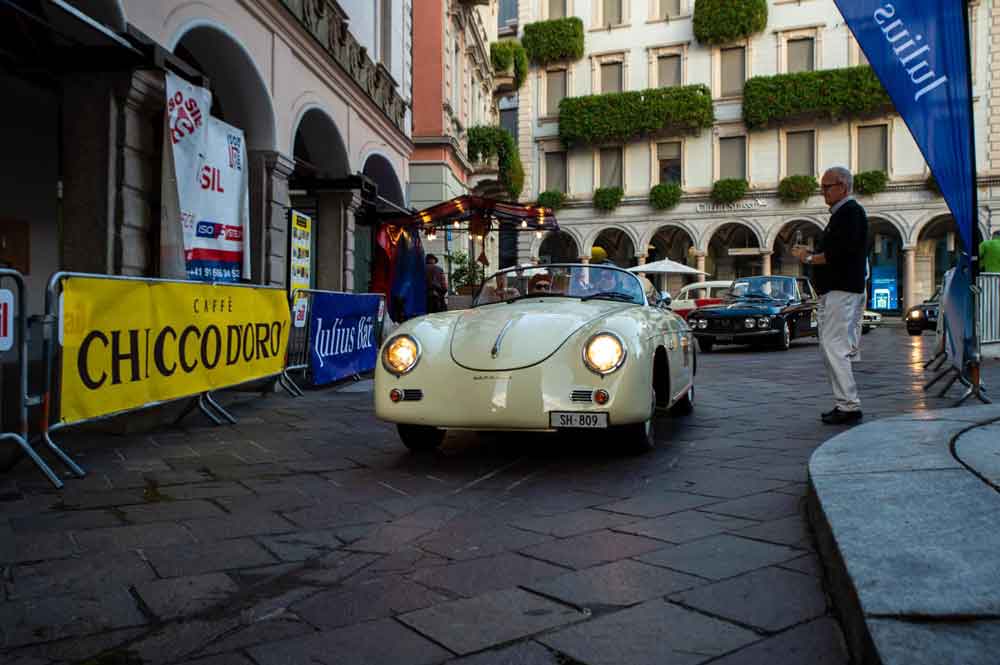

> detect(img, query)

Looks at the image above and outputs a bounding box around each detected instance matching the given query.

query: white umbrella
[627,258,706,275]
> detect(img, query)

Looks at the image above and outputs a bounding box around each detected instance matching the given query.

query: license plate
[715,335,733,343]
[550,412,608,429]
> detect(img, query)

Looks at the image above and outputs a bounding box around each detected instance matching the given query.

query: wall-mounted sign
[0,289,13,352]
[289,210,313,294]
[696,198,767,214]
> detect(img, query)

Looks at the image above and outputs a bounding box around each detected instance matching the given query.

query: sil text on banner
[309,292,382,386]
[59,277,290,425]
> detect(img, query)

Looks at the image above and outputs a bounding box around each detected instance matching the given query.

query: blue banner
[308,292,383,386]
[834,0,977,369]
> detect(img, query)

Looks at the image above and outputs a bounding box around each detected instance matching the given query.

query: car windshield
[726,276,796,301]
[473,264,645,306]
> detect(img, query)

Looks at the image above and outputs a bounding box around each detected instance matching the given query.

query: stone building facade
[505,0,997,313]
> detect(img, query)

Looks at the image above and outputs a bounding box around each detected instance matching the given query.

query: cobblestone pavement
[1,328,996,665]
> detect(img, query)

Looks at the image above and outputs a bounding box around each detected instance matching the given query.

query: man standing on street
[792,167,869,425]
[425,254,448,313]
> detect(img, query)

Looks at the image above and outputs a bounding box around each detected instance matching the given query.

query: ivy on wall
[777,175,818,203]
[522,17,585,66]
[743,66,893,130]
[558,85,714,149]
[467,126,525,200]
[491,40,529,90]
[854,170,888,195]
[692,0,768,45]
[537,190,567,210]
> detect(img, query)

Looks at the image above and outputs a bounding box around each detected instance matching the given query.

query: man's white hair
[825,166,854,193]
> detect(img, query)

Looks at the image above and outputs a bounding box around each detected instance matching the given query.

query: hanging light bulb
[535,230,543,239]
[521,220,528,229]
[454,220,460,229]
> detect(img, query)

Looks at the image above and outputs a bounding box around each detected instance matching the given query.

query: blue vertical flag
[833,0,977,370]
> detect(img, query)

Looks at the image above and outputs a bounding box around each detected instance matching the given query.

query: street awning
[628,258,706,275]
[382,195,559,234]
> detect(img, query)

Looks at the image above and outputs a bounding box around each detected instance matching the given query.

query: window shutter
[719,137,746,180]
[657,55,681,88]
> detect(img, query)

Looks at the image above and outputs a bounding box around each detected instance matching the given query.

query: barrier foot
[41,432,85,478]
[954,366,991,406]
[0,434,64,489]
[173,397,200,426]
[923,367,955,392]
[279,372,304,397]
[937,372,962,398]
[197,394,225,426]
[204,392,237,425]
[923,351,946,370]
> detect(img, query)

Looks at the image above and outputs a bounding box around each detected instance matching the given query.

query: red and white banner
[161,72,251,283]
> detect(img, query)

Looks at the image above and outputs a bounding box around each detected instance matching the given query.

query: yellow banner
[59,277,290,424]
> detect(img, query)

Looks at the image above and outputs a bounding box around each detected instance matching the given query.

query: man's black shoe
[820,408,838,420]
[822,409,863,425]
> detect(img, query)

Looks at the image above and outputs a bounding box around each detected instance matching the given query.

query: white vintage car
[375,264,696,453]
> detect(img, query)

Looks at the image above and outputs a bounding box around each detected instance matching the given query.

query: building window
[548,0,566,19]
[499,0,518,31]
[786,130,815,177]
[787,37,815,73]
[858,124,888,172]
[452,42,461,114]
[500,94,518,142]
[657,54,681,88]
[379,0,392,66]
[719,136,746,180]
[602,0,623,26]
[601,62,623,93]
[545,152,568,193]
[546,70,567,116]
[657,141,682,184]
[660,0,681,18]
[600,146,624,188]
[720,46,746,97]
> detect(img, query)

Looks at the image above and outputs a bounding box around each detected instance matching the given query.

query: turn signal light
[389,389,403,403]
[594,389,610,405]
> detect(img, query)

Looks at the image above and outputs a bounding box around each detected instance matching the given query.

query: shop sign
[308,292,381,386]
[0,289,13,352]
[696,198,767,214]
[58,277,290,425]
[289,211,313,294]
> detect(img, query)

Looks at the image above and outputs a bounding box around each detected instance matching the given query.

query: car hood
[450,298,633,371]
[692,300,784,317]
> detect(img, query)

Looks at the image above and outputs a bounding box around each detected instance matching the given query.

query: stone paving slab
[637,533,803,580]
[292,575,448,630]
[446,641,558,664]
[408,552,566,598]
[866,619,1000,665]
[134,572,239,620]
[0,588,147,648]
[519,530,667,570]
[8,550,155,599]
[538,599,759,665]
[525,559,706,609]
[398,588,585,655]
[954,422,1000,488]
[143,538,278,578]
[612,509,757,544]
[706,618,849,665]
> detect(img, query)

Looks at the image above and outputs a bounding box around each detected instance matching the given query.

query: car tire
[670,384,694,416]
[862,325,872,335]
[776,321,792,351]
[698,338,713,353]
[623,390,656,454]
[397,424,445,452]
[907,327,922,336]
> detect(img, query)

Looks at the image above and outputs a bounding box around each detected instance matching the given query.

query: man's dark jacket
[814,198,869,295]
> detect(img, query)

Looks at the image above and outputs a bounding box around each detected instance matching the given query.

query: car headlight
[584,332,626,375]
[698,319,708,329]
[757,318,770,328]
[909,310,922,320]
[382,335,420,375]
[744,318,756,329]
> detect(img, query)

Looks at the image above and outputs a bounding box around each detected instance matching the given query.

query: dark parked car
[905,288,940,336]
[687,275,819,352]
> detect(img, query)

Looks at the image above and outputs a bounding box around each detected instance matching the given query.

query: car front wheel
[622,390,656,454]
[776,321,792,351]
[397,424,445,452]
[670,384,694,416]
[698,338,714,353]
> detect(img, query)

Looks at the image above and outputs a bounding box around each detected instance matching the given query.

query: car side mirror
[659,292,672,308]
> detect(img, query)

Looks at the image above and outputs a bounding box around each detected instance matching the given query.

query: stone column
[315,191,361,292]
[694,252,707,298]
[903,246,917,311]
[248,151,296,286]
[761,251,772,276]
[578,257,590,265]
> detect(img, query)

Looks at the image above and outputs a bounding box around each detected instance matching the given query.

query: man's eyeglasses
[820,182,843,191]
[534,282,551,291]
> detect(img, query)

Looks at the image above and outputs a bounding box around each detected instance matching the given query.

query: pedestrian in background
[792,166,869,425]
[981,230,1000,273]
[425,254,448,313]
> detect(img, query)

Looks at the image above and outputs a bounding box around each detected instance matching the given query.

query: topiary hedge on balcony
[743,66,893,130]
[650,182,682,210]
[693,0,768,45]
[777,175,818,203]
[537,190,566,210]
[854,170,888,196]
[558,85,714,149]
[711,179,749,204]
[467,126,525,200]
[491,40,529,89]
[593,187,624,211]
[522,17,585,66]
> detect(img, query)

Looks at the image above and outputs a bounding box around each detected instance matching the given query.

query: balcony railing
[279,0,408,134]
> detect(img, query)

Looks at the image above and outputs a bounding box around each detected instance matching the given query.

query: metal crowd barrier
[0,269,77,488]
[283,288,387,393]
[979,272,1000,345]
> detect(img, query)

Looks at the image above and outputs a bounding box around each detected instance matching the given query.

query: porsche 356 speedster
[374,264,696,453]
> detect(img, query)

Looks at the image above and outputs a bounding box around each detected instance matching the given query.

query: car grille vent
[401,389,423,402]
[570,390,593,403]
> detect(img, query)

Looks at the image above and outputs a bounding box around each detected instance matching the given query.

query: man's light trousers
[817,291,866,412]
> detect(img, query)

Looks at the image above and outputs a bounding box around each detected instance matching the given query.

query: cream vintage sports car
[375,264,696,453]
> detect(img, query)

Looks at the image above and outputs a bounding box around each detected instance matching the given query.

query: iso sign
[0,289,13,352]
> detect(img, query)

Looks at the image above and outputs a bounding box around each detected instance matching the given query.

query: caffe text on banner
[309,292,382,386]
[833,0,977,369]
[59,278,290,424]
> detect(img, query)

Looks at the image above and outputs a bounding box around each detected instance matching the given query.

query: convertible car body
[375,264,696,453]
[687,275,819,352]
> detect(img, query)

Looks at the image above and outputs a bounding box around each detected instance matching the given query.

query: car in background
[905,288,940,335]
[670,281,732,320]
[375,264,696,454]
[862,310,882,334]
[687,275,819,352]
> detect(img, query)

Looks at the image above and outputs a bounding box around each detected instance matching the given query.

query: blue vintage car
[687,275,819,352]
